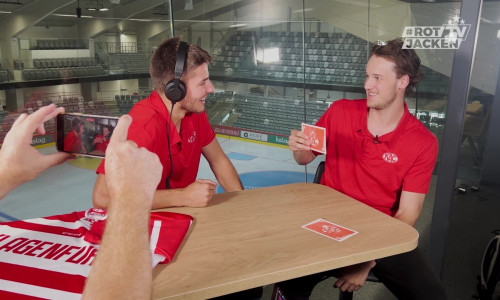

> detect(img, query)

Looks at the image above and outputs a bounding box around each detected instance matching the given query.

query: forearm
[210,158,243,192]
[92,174,111,209]
[393,211,419,227]
[151,188,191,209]
[293,149,317,165]
[83,198,152,299]
[0,177,16,200]
[394,191,425,227]
[0,169,22,200]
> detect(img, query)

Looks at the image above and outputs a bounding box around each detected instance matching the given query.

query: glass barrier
[0,4,494,299]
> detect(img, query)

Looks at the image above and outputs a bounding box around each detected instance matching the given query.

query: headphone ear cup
[165,79,186,104]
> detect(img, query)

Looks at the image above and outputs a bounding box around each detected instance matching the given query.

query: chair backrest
[313,161,325,184]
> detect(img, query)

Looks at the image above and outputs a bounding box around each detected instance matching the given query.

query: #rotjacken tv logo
[402,15,471,49]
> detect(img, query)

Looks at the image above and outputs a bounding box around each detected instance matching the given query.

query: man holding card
[282,38,446,300]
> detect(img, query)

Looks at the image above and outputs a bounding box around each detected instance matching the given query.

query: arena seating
[113,93,143,115]
[106,53,149,73]
[34,39,88,50]
[213,93,330,136]
[173,90,330,137]
[3,31,451,143]
[0,70,8,82]
[211,31,368,87]
[0,62,8,82]
[17,32,448,96]
[210,30,450,94]
[22,57,105,81]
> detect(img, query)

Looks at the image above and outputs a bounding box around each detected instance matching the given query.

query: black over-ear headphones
[164,41,188,104]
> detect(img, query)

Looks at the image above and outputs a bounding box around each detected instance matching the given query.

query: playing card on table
[301,123,326,154]
[303,218,358,241]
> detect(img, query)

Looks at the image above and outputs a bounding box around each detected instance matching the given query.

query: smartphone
[56,113,119,158]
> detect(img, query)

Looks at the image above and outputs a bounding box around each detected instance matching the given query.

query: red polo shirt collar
[356,102,411,148]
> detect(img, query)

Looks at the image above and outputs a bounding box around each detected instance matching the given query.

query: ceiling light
[292,8,313,13]
[229,23,247,28]
[86,0,108,12]
[54,13,93,18]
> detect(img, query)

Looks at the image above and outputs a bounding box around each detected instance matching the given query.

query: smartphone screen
[56,113,119,158]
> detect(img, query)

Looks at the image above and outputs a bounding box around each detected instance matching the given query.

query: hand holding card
[301,123,326,154]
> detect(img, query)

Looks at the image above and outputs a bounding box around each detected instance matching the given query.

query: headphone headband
[174,41,188,80]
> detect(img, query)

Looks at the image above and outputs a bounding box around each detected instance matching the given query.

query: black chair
[313,161,325,184]
[313,161,382,300]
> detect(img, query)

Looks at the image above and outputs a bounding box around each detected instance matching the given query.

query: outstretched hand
[0,104,71,198]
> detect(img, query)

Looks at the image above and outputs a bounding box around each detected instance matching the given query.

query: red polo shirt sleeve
[96,116,157,175]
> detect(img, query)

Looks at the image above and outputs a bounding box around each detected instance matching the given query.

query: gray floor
[1,137,498,300]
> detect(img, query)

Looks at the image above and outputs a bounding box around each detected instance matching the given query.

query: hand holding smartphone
[57,113,119,158]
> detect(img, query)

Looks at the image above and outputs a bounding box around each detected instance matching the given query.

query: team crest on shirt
[188,131,197,143]
[382,152,398,164]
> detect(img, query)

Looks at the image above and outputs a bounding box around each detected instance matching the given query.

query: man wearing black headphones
[92,36,243,210]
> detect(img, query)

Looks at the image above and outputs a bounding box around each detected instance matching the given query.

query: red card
[301,123,326,154]
[303,218,358,241]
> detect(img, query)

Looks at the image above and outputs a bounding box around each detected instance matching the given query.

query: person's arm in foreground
[94,171,220,209]
[333,191,425,292]
[288,129,317,165]
[202,138,243,192]
[83,115,162,300]
[0,104,71,200]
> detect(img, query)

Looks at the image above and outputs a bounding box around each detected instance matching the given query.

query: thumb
[109,115,132,147]
[38,152,72,170]
[196,179,218,186]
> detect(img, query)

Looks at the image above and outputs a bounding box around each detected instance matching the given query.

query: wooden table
[152,183,418,299]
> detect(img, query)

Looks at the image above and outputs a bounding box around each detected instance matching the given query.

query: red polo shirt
[96,90,215,189]
[315,99,438,216]
[64,130,81,153]
[94,134,110,152]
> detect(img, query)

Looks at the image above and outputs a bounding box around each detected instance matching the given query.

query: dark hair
[149,36,212,94]
[71,118,82,131]
[370,38,423,96]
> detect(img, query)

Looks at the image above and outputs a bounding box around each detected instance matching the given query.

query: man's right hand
[288,129,311,151]
[288,129,317,165]
[181,179,218,207]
